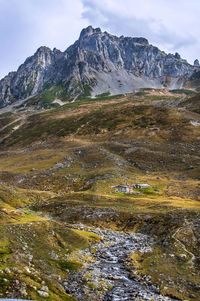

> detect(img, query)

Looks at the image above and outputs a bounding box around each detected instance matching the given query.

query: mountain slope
[1,90,200,300]
[0,26,199,107]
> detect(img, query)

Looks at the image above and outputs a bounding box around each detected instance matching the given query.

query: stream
[62,225,175,301]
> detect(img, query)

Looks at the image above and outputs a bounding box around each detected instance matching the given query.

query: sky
[0,0,200,79]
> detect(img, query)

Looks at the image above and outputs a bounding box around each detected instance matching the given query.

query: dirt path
[172,219,195,266]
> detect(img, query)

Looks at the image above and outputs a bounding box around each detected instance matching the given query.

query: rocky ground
[62,225,176,301]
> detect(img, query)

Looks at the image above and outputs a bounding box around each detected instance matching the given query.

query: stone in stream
[62,225,176,301]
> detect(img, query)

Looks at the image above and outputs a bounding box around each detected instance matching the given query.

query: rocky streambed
[62,225,175,301]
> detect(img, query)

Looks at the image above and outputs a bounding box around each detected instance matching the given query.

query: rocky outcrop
[0,46,65,106]
[194,59,200,67]
[0,26,199,107]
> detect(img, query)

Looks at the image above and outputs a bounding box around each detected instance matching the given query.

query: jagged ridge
[0,26,199,107]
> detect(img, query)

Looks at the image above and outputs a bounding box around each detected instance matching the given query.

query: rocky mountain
[1,38,200,298]
[0,25,199,107]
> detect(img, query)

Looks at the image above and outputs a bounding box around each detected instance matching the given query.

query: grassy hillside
[179,92,200,114]
[0,89,200,300]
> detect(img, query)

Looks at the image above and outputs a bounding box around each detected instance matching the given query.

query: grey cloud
[0,0,199,79]
[81,0,197,59]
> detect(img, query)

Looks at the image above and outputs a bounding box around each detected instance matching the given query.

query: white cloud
[0,0,200,79]
[82,0,200,63]
[0,0,88,78]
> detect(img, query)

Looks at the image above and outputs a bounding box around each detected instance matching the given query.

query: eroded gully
[62,224,176,301]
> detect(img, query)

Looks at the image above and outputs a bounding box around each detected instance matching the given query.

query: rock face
[0,47,64,106]
[0,26,199,107]
[194,59,200,67]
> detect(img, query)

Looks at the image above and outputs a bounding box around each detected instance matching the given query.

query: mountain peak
[35,46,52,55]
[0,26,199,108]
[79,26,102,39]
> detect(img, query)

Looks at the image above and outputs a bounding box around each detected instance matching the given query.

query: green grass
[0,90,200,299]
[1,104,175,146]
[77,84,92,99]
[22,85,71,109]
[143,88,154,91]
[135,91,147,96]
[94,93,124,101]
[0,239,10,261]
[130,237,200,300]
[0,218,98,299]
[56,259,83,271]
[0,148,67,173]
[0,112,16,128]
[0,119,21,139]
[96,92,111,98]
[72,229,101,242]
[170,89,195,95]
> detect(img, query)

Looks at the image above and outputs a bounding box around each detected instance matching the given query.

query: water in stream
[63,225,175,301]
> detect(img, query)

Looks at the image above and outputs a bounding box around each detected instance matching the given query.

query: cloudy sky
[0,0,200,79]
